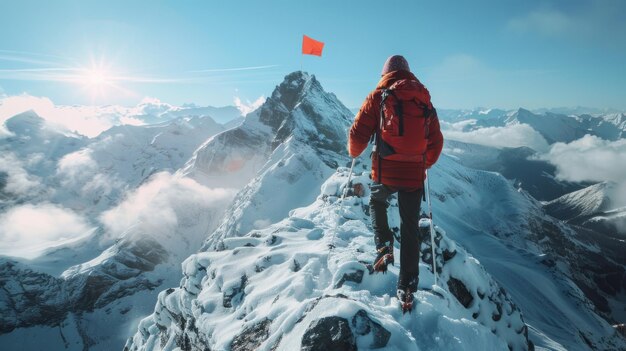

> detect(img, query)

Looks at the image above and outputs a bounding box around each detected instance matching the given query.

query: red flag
[302,35,324,56]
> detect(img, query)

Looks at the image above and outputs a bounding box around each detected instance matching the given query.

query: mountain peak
[3,110,46,134]
[270,71,320,111]
[255,71,352,155]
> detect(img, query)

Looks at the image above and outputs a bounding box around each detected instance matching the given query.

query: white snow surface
[126,168,531,351]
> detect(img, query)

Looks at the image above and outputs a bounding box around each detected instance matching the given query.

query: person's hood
[376,70,419,90]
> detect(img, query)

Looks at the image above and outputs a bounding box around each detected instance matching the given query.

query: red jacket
[348,70,443,189]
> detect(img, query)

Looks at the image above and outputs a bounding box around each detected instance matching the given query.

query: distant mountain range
[1,75,625,350]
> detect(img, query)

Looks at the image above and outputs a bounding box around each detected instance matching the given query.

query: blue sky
[0,0,625,110]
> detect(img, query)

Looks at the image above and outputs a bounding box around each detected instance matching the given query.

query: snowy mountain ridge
[545,182,626,238]
[1,71,625,351]
[126,168,533,351]
[469,108,626,144]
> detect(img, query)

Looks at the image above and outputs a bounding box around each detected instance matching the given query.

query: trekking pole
[328,158,356,254]
[425,169,438,286]
[340,158,356,202]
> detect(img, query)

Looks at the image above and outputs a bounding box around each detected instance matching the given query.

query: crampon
[366,246,394,274]
[397,288,414,314]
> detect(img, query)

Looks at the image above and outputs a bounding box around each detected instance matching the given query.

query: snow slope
[545,182,626,238]
[127,152,626,350]
[126,168,533,351]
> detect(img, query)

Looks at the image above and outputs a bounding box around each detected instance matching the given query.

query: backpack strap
[421,104,435,201]
[382,89,403,136]
[374,89,389,183]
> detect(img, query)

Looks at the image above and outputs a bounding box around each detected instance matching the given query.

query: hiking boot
[372,245,394,273]
[397,288,414,313]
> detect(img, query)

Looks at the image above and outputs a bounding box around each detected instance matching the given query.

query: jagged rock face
[260,71,353,155]
[190,72,353,242]
[301,316,357,351]
[0,260,66,333]
[0,236,167,334]
[184,71,353,187]
[231,318,272,351]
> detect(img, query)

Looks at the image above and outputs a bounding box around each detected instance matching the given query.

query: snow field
[128,168,530,351]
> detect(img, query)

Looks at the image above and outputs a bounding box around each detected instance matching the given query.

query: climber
[347,55,444,312]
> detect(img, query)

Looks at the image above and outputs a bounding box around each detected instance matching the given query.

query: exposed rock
[301,316,356,351]
[231,318,272,351]
[223,275,248,308]
[615,323,625,338]
[351,310,391,349]
[335,269,364,288]
[447,276,474,308]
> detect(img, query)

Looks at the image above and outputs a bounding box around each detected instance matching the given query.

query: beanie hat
[381,55,410,75]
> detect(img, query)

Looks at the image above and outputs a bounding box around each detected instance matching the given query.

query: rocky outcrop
[301,316,356,351]
[0,236,167,334]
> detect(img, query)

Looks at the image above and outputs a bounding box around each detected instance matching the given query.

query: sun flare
[82,68,110,87]
[75,62,119,100]
[85,69,107,85]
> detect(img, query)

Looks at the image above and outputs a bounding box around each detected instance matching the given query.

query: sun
[82,67,110,87]
[76,64,117,100]
[85,69,107,85]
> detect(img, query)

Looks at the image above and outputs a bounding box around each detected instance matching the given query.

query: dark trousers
[369,183,422,292]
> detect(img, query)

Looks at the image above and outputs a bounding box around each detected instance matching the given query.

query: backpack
[372,79,435,182]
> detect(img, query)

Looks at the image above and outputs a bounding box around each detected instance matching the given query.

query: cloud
[508,9,573,37]
[540,135,626,183]
[119,115,145,126]
[0,152,41,196]
[0,203,94,259]
[99,172,236,240]
[539,135,626,207]
[234,95,265,115]
[507,2,626,45]
[190,64,279,73]
[57,149,98,182]
[441,122,550,152]
[56,148,123,197]
[429,54,489,82]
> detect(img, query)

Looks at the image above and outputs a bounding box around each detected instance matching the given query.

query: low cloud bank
[539,135,626,208]
[0,203,94,259]
[99,172,237,241]
[441,121,550,152]
[0,152,41,196]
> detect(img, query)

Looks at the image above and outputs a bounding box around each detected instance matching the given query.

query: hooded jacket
[348,70,444,189]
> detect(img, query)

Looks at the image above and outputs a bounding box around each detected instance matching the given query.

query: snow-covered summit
[183,71,353,240]
[1,110,86,160]
[259,71,352,156]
